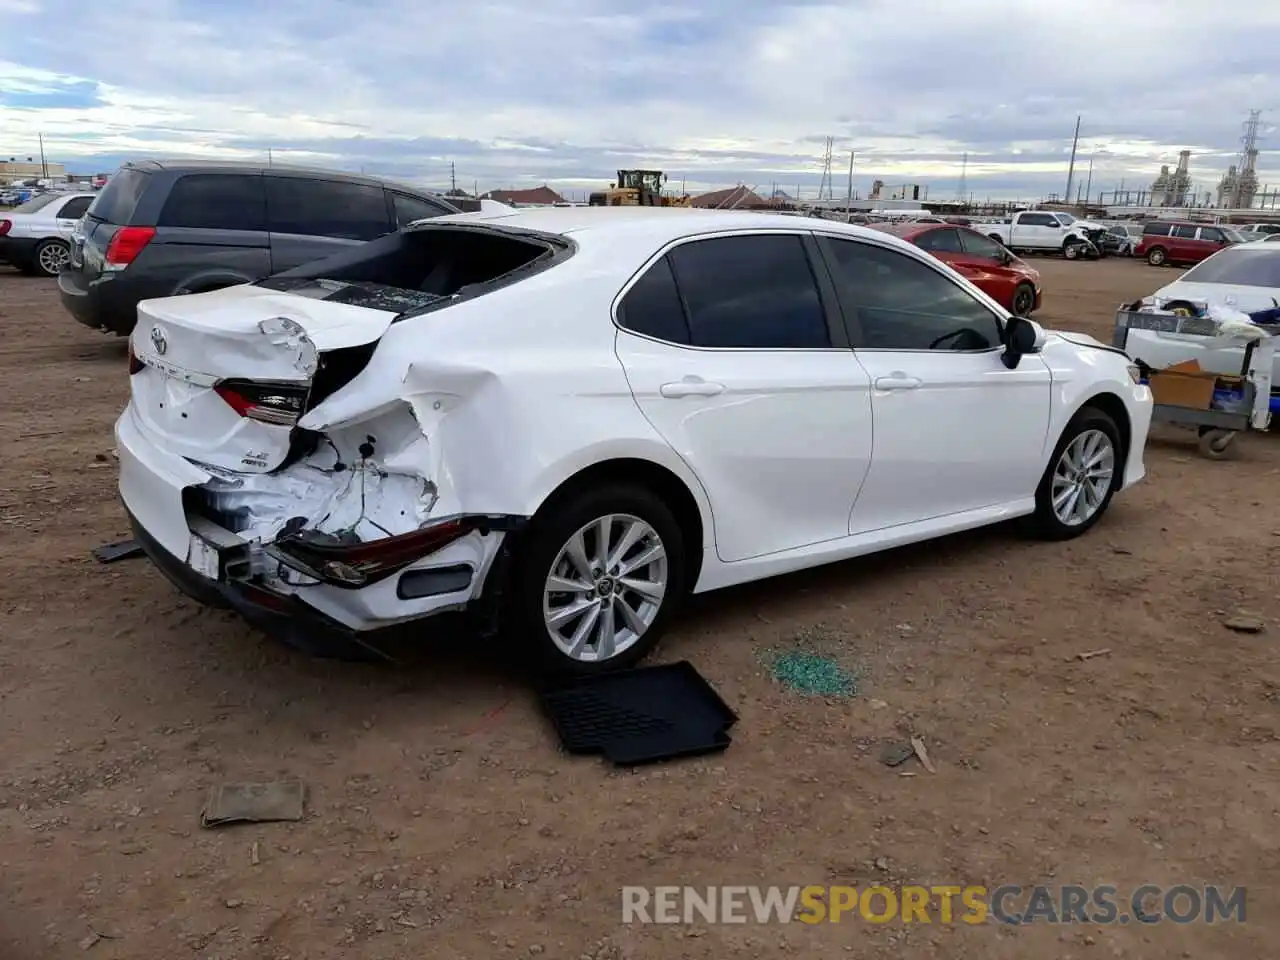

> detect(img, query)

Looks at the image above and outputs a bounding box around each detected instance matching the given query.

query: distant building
[690,185,770,209]
[480,185,565,206]
[0,158,67,180]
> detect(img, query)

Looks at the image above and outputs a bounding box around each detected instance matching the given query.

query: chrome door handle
[874,375,922,390]
[660,379,725,398]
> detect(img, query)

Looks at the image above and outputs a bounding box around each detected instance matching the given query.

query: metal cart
[1113,307,1276,459]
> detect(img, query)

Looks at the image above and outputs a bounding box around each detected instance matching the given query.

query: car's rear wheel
[1146,246,1168,266]
[1011,282,1036,317]
[508,484,686,676]
[33,239,70,277]
[1025,407,1122,541]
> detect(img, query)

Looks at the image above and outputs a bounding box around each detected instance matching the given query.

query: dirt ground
[1,257,1277,960]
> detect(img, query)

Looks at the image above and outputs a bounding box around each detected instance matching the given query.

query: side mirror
[1001,316,1046,369]
[997,248,1013,265]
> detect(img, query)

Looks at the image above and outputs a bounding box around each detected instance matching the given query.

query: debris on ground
[1075,648,1113,661]
[880,742,915,767]
[760,628,861,697]
[91,539,144,564]
[201,780,306,828]
[1223,614,1265,634]
[910,737,936,773]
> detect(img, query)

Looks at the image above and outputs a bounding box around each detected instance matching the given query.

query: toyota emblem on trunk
[150,325,168,355]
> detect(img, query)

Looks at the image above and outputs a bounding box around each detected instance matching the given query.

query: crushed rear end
[117,222,574,653]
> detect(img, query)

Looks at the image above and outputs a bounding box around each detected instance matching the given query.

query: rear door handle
[874,375,922,391]
[660,378,725,398]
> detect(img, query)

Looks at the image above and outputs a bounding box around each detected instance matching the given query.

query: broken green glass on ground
[764,650,859,697]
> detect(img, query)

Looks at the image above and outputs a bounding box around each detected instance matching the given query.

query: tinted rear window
[1143,222,1172,236]
[87,168,150,224]
[158,174,267,231]
[1180,248,1280,287]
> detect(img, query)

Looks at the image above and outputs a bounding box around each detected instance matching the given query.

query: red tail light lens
[0,220,10,237]
[104,226,155,266]
[214,380,309,426]
[275,519,477,587]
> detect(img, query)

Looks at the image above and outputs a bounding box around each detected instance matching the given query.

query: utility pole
[267,148,273,167]
[38,132,47,179]
[844,151,855,222]
[1084,156,1093,207]
[1063,115,1081,210]
[450,161,456,193]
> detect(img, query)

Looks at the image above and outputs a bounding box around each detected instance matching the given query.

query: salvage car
[0,191,95,276]
[870,221,1043,316]
[117,208,1153,673]
[979,210,1108,260]
[1135,220,1244,266]
[60,160,460,336]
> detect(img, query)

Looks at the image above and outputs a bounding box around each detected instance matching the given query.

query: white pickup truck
[978,211,1108,260]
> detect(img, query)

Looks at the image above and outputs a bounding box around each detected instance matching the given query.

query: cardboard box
[1147,360,1218,410]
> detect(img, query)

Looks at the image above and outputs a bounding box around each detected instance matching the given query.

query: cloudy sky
[1,0,1277,202]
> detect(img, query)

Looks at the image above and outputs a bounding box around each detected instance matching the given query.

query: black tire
[1063,239,1084,260]
[1146,246,1168,266]
[506,483,686,677]
[1011,282,1036,317]
[1024,407,1123,541]
[32,238,69,277]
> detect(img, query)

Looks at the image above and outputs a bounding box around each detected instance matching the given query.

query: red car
[1133,220,1245,267]
[871,222,1042,315]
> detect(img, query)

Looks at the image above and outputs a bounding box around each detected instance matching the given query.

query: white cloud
[0,0,1277,201]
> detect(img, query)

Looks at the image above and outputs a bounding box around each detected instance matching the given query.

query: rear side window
[158,174,266,231]
[668,235,829,349]
[87,168,150,224]
[617,256,691,344]
[391,193,449,227]
[1173,225,1197,240]
[266,177,393,241]
[56,195,92,219]
[1143,222,1172,237]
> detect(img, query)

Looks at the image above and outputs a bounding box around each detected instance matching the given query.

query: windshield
[9,194,60,214]
[1180,247,1280,287]
[1055,213,1076,225]
[1221,227,1246,243]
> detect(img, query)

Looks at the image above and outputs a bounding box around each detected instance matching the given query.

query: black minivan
[60,160,460,335]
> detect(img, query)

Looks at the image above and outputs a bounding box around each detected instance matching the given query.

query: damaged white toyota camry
[117,207,1153,672]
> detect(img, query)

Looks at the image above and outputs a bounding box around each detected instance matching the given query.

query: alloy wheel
[38,242,69,275]
[1051,429,1115,527]
[542,513,668,663]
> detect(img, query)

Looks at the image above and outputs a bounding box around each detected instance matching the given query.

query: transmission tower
[955,152,969,203]
[817,137,835,201]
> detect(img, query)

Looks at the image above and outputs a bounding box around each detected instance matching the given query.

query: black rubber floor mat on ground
[540,661,737,765]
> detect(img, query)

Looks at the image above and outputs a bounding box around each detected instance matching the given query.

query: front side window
[1172,225,1198,240]
[665,234,830,349]
[825,239,1003,351]
[1198,227,1225,244]
[959,230,1005,260]
[392,192,450,227]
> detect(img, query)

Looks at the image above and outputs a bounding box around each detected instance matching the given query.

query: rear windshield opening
[257,226,562,313]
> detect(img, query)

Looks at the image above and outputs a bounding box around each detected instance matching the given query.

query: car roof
[121,158,437,196]
[418,206,926,253]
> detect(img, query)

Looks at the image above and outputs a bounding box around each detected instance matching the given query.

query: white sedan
[116,209,1153,673]
[0,191,96,276]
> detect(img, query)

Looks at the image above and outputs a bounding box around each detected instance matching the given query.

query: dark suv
[59,160,460,335]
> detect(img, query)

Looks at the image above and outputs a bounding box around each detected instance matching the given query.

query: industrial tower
[955,152,969,203]
[1219,110,1262,209]
[817,137,835,201]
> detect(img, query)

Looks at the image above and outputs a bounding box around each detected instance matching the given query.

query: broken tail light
[214,379,309,426]
[273,518,479,587]
[104,226,155,268]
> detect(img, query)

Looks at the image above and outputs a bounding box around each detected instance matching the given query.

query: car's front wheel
[32,238,70,277]
[1025,407,1123,540]
[1011,282,1036,317]
[509,483,686,676]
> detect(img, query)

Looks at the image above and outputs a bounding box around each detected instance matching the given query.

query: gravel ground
[1,257,1276,959]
